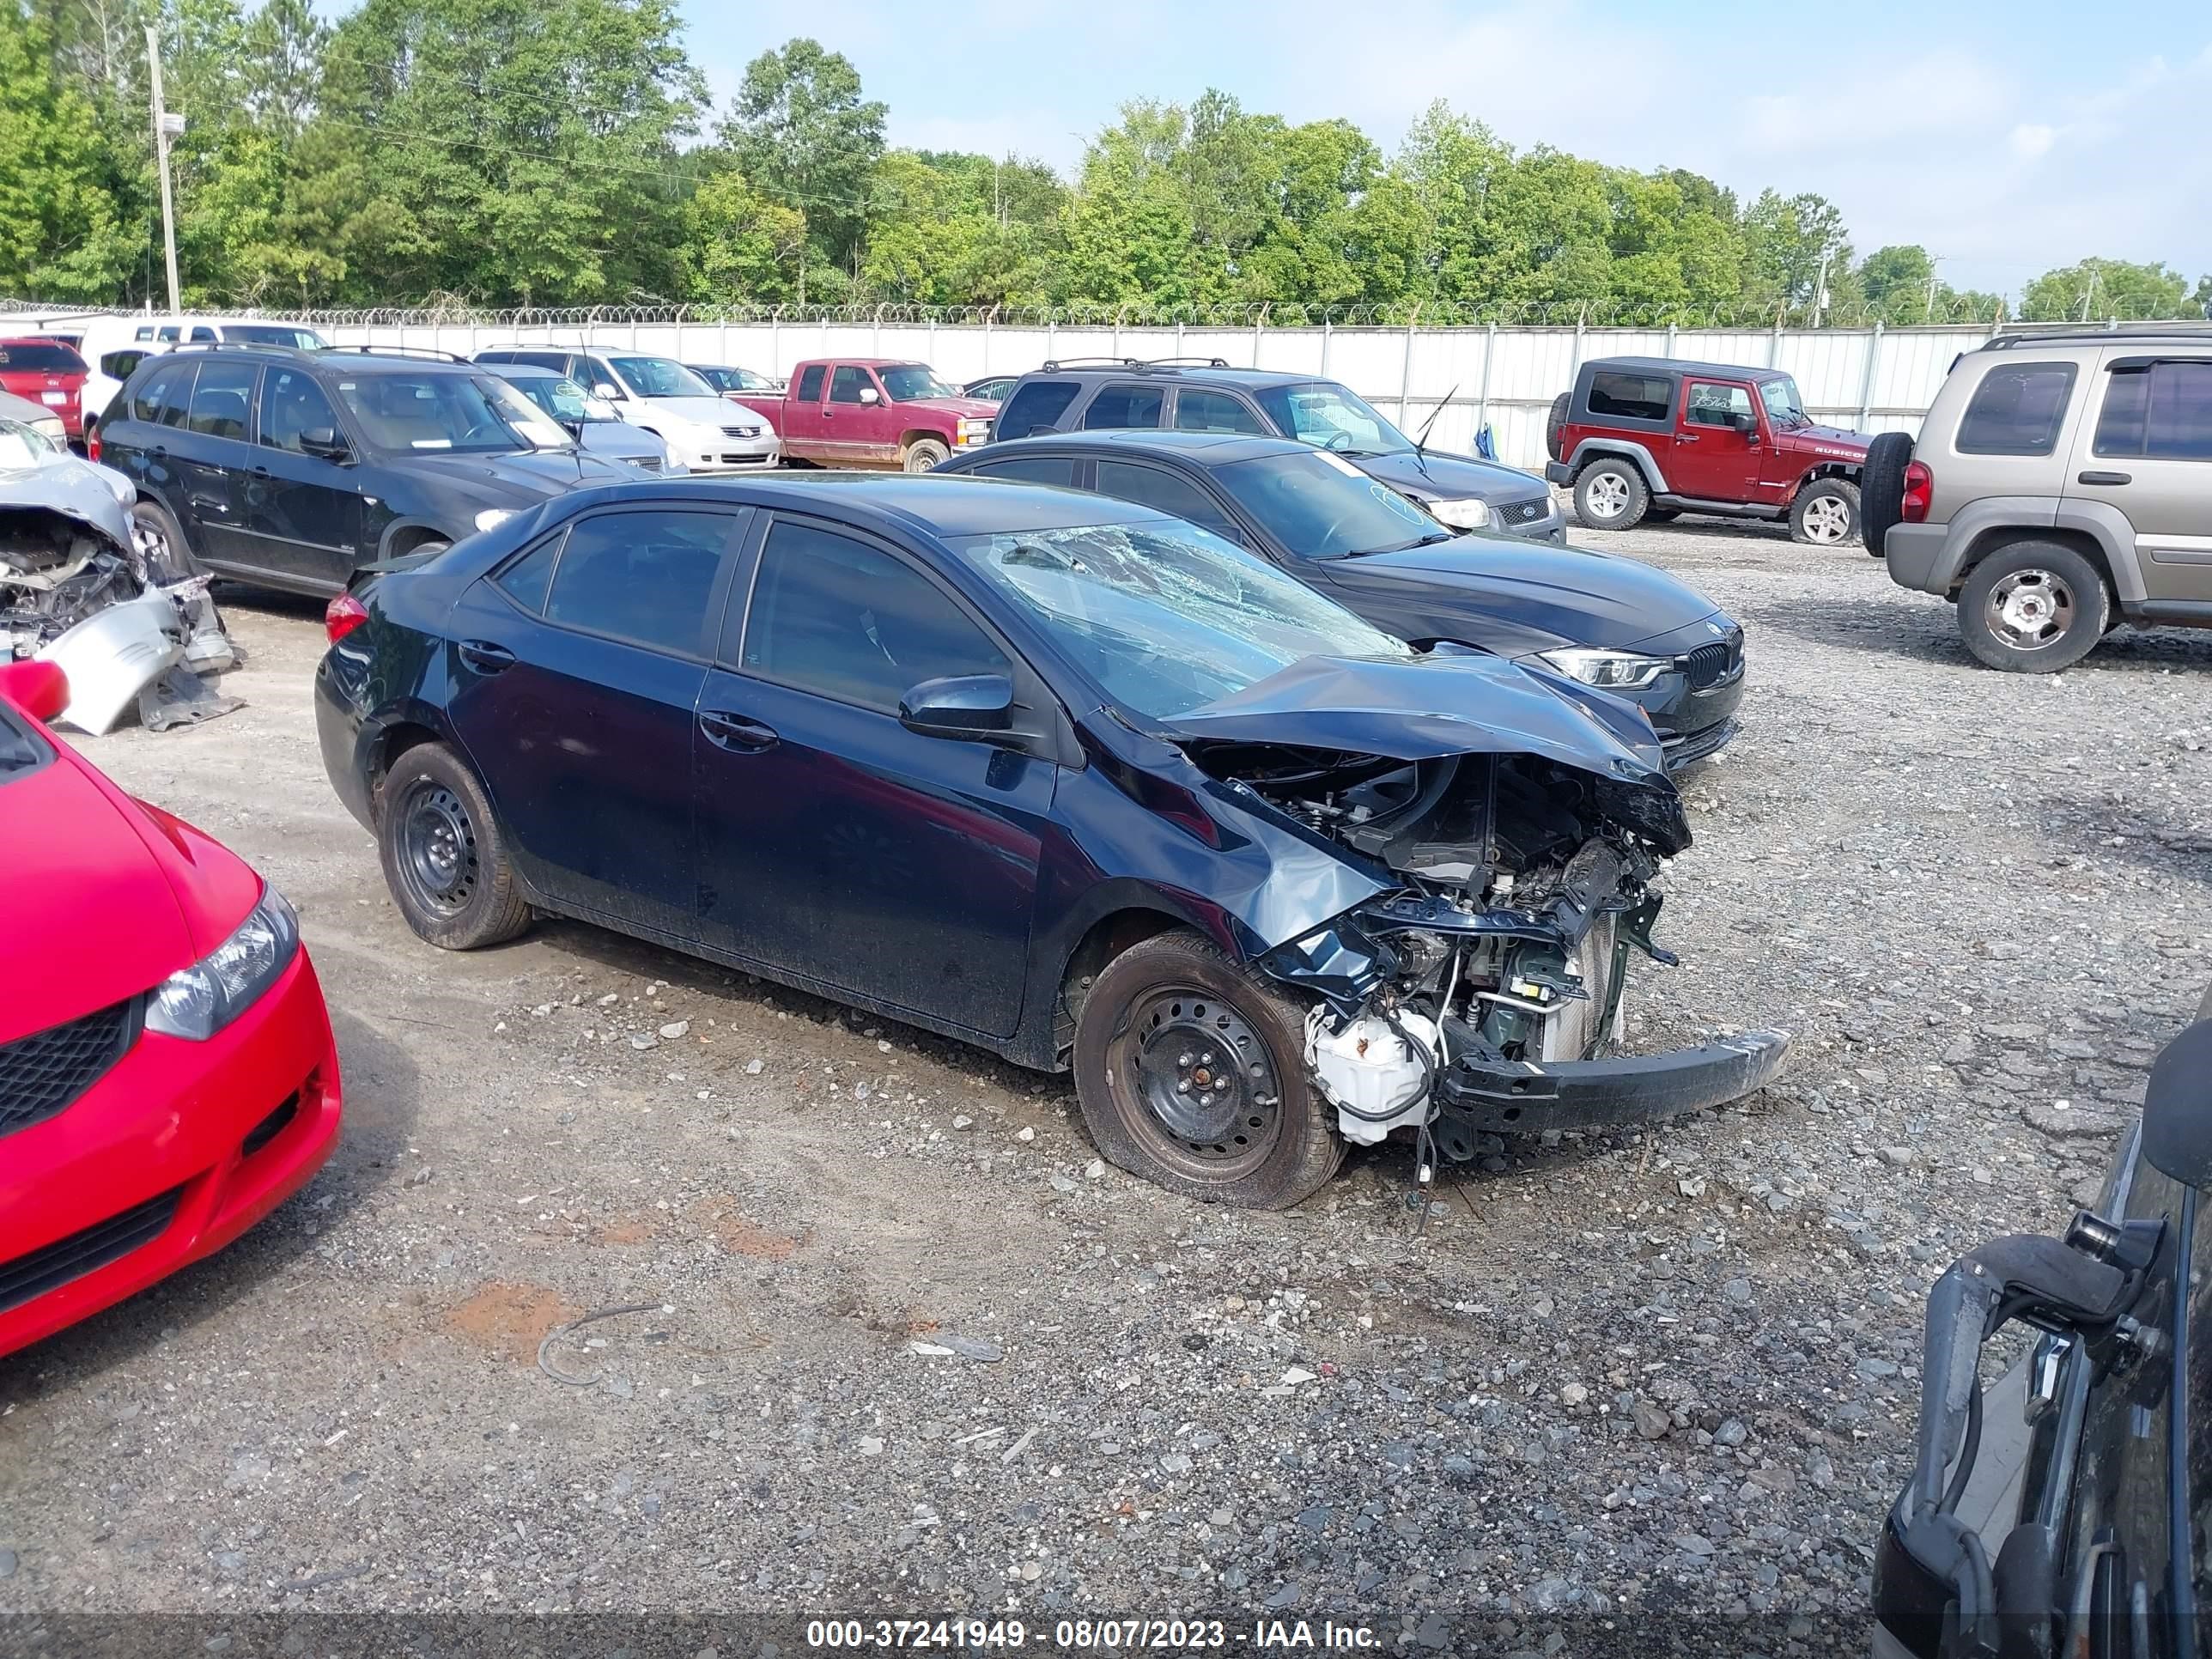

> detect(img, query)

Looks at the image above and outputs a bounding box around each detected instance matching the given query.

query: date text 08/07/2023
[801,1618,1382,1649]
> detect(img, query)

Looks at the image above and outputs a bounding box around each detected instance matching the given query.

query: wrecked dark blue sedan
[313,474,1789,1207]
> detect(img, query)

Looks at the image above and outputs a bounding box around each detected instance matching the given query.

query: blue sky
[682,0,2212,300]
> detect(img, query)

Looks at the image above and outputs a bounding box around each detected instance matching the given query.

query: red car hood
[1778,423,1869,456]
[907,395,1000,418]
[0,750,257,1042]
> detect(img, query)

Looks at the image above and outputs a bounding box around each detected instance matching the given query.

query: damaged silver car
[0,417,239,732]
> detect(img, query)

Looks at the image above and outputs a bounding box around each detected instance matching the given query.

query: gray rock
[1632,1400,1673,1440]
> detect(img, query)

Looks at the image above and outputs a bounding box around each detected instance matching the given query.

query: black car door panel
[243,364,365,589]
[444,507,744,938]
[694,514,1051,1036]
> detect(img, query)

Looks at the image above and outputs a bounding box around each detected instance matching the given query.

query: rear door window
[100,349,147,382]
[794,364,826,403]
[972,455,1076,485]
[542,510,732,657]
[1173,389,1267,434]
[1587,371,1674,423]
[131,358,196,426]
[1956,362,2076,455]
[493,531,564,617]
[2094,360,2212,461]
[994,380,1079,441]
[1094,460,1242,540]
[185,360,258,439]
[1083,383,1165,430]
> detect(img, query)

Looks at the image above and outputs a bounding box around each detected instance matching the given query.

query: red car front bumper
[0,949,343,1360]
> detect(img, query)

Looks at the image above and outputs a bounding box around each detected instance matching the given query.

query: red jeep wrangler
[1546,357,1872,545]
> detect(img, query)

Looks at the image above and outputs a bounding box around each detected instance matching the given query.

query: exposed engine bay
[1184,735,1783,1159]
[1,428,241,732]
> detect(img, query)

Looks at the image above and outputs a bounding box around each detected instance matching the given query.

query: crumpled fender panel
[1159,653,1670,782]
[0,452,137,562]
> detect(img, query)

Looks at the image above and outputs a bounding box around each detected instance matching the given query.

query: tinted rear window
[1083,384,1165,430]
[972,455,1076,485]
[994,380,1079,441]
[2094,360,2212,462]
[1586,371,1673,423]
[1956,362,2075,455]
[0,342,86,373]
[794,365,825,402]
[545,511,729,655]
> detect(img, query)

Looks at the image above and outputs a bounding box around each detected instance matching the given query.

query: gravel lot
[3,513,2207,1655]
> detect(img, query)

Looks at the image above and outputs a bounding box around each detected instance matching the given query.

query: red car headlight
[146,888,301,1040]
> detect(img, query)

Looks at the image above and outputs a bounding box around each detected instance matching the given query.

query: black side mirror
[300,427,351,463]
[899,673,1013,741]
[1729,410,1759,434]
[2142,1020,2212,1186]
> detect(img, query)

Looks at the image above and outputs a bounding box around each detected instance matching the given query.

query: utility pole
[1923,257,1941,322]
[1811,252,1831,328]
[145,25,182,313]
[2080,266,2099,324]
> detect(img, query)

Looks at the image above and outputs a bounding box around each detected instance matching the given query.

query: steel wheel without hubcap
[1984,568,2074,653]
[1583,471,1631,520]
[397,782,480,916]
[1799,494,1852,544]
[1112,988,1281,1178]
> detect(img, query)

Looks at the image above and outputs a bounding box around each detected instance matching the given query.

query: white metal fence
[1,300,2097,469]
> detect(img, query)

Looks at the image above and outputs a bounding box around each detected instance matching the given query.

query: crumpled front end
[1166,674,1789,1155]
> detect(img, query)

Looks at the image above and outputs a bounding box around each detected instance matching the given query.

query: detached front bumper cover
[1435,1028,1791,1135]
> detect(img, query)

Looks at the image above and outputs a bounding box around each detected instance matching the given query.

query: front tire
[1789,478,1860,546]
[1572,459,1649,530]
[1956,541,2110,673]
[902,437,950,473]
[377,742,532,950]
[1072,932,1343,1210]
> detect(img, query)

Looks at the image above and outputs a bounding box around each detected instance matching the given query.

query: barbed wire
[6,295,2204,331]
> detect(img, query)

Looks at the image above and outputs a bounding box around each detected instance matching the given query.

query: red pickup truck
[732,359,998,472]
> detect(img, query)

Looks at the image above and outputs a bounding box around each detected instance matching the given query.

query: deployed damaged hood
[0,442,136,556]
[1161,652,1671,785]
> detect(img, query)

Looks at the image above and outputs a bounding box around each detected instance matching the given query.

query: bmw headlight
[1539,647,1673,690]
[1426,496,1491,530]
[474,508,514,533]
[146,889,301,1041]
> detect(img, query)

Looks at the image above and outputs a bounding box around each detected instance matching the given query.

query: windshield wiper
[1350,532,1455,556]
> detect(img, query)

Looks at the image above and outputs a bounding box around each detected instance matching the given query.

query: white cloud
[2009,124,2057,160]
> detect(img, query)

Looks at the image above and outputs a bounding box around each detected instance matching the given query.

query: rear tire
[1859,431,1912,556]
[1956,541,2110,673]
[130,496,203,584]
[377,742,532,950]
[1545,392,1570,462]
[1072,932,1343,1210]
[1789,478,1861,547]
[902,437,950,473]
[1572,459,1649,530]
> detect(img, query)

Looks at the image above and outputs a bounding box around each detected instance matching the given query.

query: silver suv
[1864,327,2212,671]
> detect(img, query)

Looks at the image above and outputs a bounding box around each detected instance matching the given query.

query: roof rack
[1132,356,1234,369]
[1038,356,1143,372]
[330,344,471,363]
[1985,324,2212,350]
[165,339,318,357]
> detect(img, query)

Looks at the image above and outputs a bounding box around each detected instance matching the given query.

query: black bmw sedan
[937,430,1746,769]
[315,474,1787,1207]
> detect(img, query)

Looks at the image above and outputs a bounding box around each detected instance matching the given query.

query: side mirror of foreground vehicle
[2141,1018,2212,1186]
[0,659,69,722]
[300,427,352,464]
[899,673,1014,741]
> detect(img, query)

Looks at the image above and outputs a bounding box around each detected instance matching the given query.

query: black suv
[97,344,639,595]
[992,359,1565,542]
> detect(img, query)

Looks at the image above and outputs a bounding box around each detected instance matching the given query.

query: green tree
[718,37,884,295]
[1742,189,1852,313]
[2021,257,2194,321]
[0,0,140,299]
[676,164,805,303]
[305,0,702,306]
